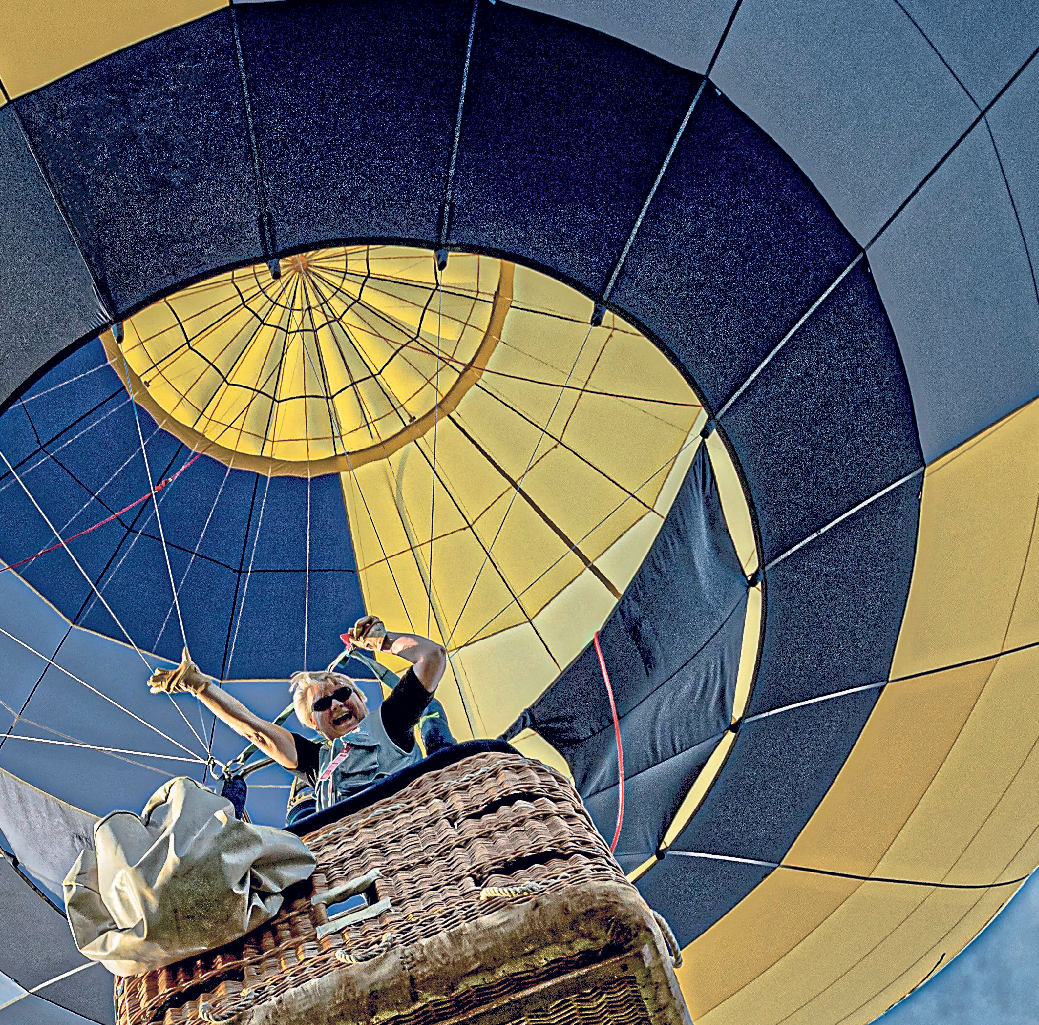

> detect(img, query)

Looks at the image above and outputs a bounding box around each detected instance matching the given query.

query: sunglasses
[310,686,357,713]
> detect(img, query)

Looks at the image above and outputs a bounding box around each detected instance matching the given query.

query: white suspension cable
[70,492,211,756]
[302,262,417,631]
[0,441,219,759]
[428,258,444,636]
[0,446,158,672]
[0,625,205,760]
[376,452,483,736]
[304,471,311,668]
[0,697,180,779]
[116,345,189,649]
[445,318,599,649]
[53,417,166,533]
[0,733,205,764]
[225,470,273,677]
[153,465,235,652]
[0,961,101,1014]
[17,355,110,406]
[0,394,133,498]
[153,457,236,751]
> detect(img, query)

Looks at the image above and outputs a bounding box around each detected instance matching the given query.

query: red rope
[593,630,625,853]
[1,450,205,575]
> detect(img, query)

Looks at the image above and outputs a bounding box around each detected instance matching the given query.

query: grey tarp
[65,777,315,976]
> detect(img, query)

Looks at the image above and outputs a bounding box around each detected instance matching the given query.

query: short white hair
[289,670,357,729]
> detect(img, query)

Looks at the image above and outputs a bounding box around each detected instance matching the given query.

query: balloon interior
[1,3,1038,1025]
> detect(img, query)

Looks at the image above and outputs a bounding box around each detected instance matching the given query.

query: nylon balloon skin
[0,4,1038,1025]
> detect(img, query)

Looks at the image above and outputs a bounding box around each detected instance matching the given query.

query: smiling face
[312,679,369,741]
[291,671,370,741]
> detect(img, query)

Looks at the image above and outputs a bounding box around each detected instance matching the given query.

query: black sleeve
[291,733,322,788]
[380,668,435,752]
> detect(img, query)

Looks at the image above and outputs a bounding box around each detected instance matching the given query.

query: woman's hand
[348,615,389,652]
[148,647,211,695]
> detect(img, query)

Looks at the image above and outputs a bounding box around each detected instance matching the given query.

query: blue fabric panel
[529,445,745,744]
[610,86,860,411]
[77,532,193,659]
[5,667,190,832]
[580,603,745,800]
[584,729,726,864]
[0,992,105,1025]
[14,9,258,315]
[31,403,163,529]
[721,262,923,563]
[527,445,747,855]
[0,860,113,1024]
[245,475,309,571]
[163,464,258,574]
[0,108,106,413]
[160,555,240,677]
[0,401,40,476]
[450,2,701,292]
[673,687,879,865]
[222,569,306,679]
[749,477,920,716]
[0,450,132,616]
[46,414,184,565]
[304,567,367,672]
[15,342,121,444]
[0,626,210,820]
[146,454,256,573]
[871,116,1039,463]
[0,588,67,717]
[308,473,356,572]
[237,0,471,252]
[896,0,1039,108]
[635,851,771,949]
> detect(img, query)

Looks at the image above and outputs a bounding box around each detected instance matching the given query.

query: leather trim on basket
[286,740,518,835]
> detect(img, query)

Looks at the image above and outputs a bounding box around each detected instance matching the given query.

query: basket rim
[285,740,519,836]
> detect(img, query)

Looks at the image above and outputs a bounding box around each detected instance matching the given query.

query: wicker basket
[114,744,691,1025]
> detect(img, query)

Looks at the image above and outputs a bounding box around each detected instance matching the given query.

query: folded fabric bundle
[64,777,315,976]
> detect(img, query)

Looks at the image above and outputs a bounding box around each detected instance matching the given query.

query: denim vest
[314,706,422,811]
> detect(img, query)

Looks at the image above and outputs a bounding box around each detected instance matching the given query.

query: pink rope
[1,450,205,575]
[593,630,625,853]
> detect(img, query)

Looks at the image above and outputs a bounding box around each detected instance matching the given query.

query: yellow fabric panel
[706,430,758,575]
[675,400,1039,1025]
[873,645,1039,885]
[891,398,1039,678]
[689,874,1015,1025]
[434,430,708,740]
[673,654,992,1018]
[111,248,510,475]
[846,887,1017,1025]
[511,730,572,778]
[0,0,222,97]
[731,583,761,722]
[676,868,860,1019]
[531,564,618,674]
[784,661,992,877]
[448,621,561,738]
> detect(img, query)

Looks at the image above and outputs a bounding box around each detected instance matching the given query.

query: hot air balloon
[1,1,1038,1024]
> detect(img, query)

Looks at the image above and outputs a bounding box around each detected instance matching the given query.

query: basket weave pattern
[114,752,676,1025]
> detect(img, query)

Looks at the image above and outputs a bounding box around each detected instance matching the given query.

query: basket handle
[652,910,683,968]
